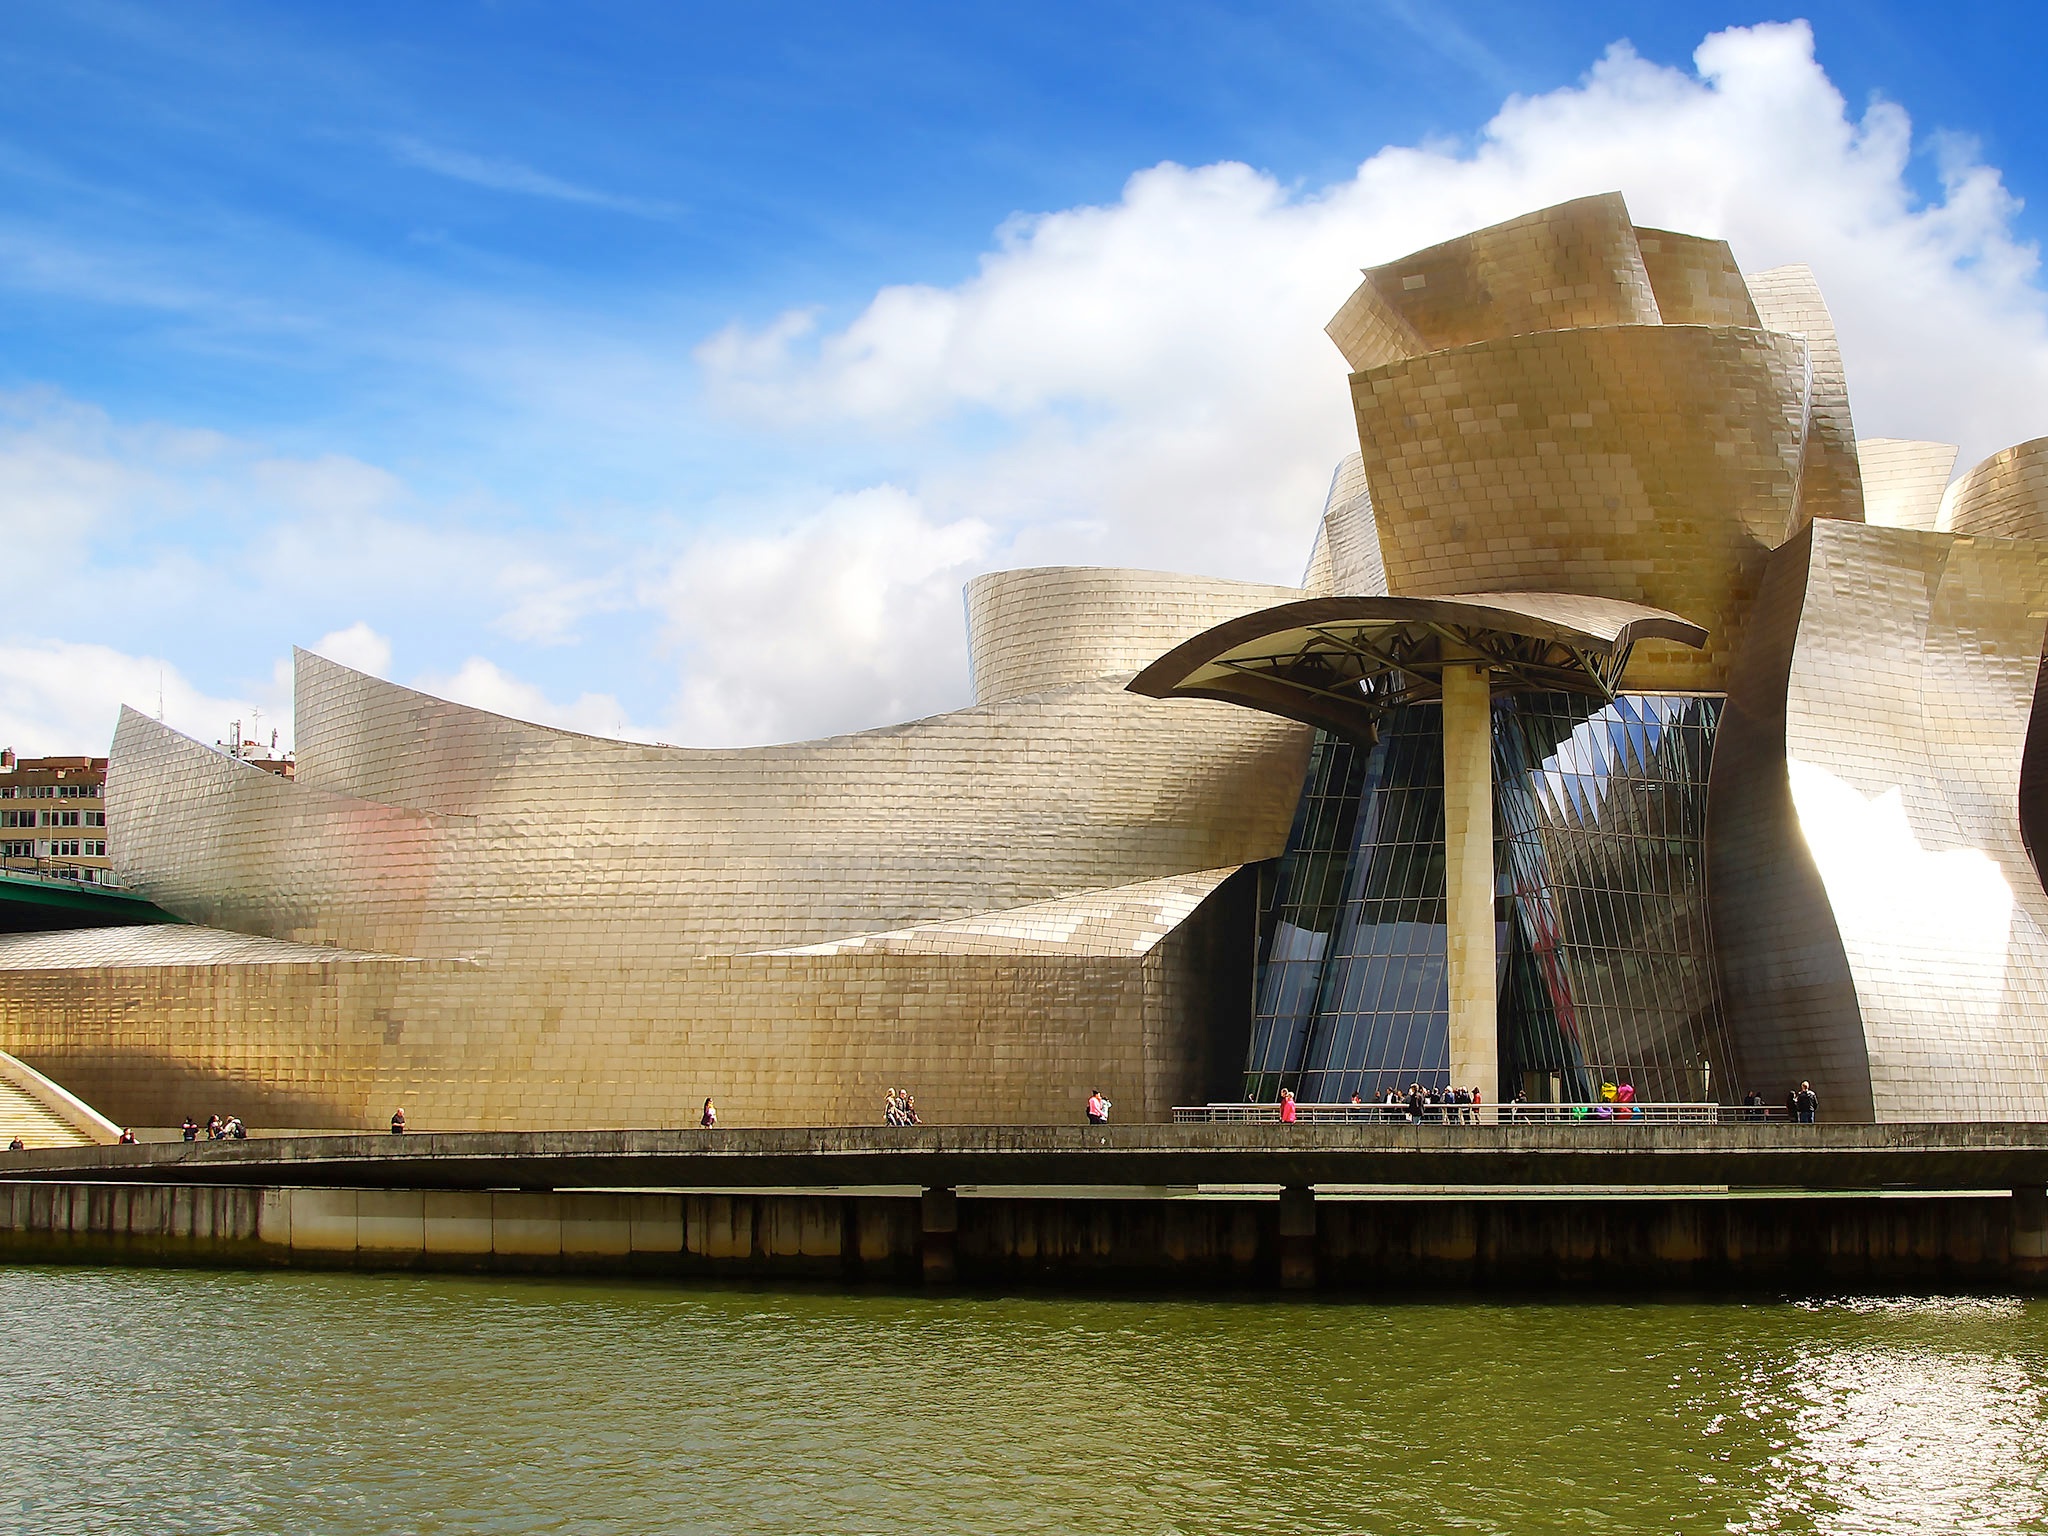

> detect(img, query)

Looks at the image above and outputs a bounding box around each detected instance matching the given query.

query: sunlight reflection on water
[1,1271,2045,1535]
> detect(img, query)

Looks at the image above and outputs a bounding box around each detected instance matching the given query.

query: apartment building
[0,751,113,885]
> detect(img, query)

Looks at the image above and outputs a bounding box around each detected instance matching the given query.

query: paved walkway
[8,1122,2048,1192]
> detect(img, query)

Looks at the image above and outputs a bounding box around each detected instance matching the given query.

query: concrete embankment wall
[6,1183,2048,1291]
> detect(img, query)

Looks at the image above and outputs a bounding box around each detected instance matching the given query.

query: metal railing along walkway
[1173,1102,1788,1126]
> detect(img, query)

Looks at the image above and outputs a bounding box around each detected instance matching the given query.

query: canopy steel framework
[1130,589,1709,1108]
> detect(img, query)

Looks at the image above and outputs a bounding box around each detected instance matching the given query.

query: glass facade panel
[1247,692,1737,1104]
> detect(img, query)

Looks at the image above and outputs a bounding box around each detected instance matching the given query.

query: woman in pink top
[1279,1089,1298,1123]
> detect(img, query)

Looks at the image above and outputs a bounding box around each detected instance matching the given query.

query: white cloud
[310,622,392,678]
[0,640,282,759]
[12,20,2048,760]
[409,656,649,742]
[647,486,991,746]
[698,19,2048,605]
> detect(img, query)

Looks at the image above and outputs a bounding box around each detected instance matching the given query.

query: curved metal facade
[1,579,1310,1128]
[13,189,2048,1126]
[1942,437,2048,540]
[1711,519,2048,1120]
[963,567,1301,706]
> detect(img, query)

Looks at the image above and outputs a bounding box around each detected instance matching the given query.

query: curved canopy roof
[1127,591,1707,741]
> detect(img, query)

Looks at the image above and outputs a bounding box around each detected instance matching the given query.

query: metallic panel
[1327,192,1662,370]
[220,659,1309,955]
[1301,453,1388,598]
[1348,323,1819,690]
[1,627,1312,1126]
[1710,519,2048,1120]
[1859,438,1959,531]
[963,567,1300,705]
[0,870,1254,1130]
[1745,263,1865,525]
[1941,436,2048,539]
[1632,227,1761,328]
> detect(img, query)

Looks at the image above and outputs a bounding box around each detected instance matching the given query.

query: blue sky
[6,3,2048,751]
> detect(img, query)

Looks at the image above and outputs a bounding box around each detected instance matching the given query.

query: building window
[84,840,106,857]
[42,810,81,828]
[85,811,106,827]
[0,810,32,829]
[48,839,82,857]
[2,840,30,859]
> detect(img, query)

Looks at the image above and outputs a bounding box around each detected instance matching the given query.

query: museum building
[5,191,2048,1127]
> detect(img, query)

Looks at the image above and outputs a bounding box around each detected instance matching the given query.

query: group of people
[1085,1090,1112,1124]
[883,1089,922,1125]
[1360,1084,1485,1123]
[1737,1083,1820,1123]
[180,1114,246,1141]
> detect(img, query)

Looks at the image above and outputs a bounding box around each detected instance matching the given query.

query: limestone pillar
[1440,662,1497,1109]
[921,1185,958,1284]
[1277,1184,1317,1289]
[2013,1186,2048,1266]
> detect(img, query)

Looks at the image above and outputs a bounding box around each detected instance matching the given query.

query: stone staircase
[0,1052,117,1148]
[0,1075,92,1147]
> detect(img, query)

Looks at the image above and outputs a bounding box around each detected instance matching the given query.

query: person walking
[390,1107,406,1135]
[1278,1088,1298,1124]
[1086,1089,1110,1125]
[699,1097,717,1129]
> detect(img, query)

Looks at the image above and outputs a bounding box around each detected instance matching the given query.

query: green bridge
[0,868,181,933]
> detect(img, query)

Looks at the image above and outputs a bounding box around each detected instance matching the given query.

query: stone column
[2013,1186,2048,1268]
[1440,662,1497,1109]
[1277,1184,1317,1290]
[921,1185,958,1284]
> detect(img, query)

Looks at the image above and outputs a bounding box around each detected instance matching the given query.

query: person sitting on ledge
[180,1116,198,1142]
[118,1128,137,1145]
[6,1137,23,1152]
[390,1107,406,1135]
[226,1116,246,1140]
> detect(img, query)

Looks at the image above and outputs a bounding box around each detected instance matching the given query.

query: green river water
[3,1267,2046,1535]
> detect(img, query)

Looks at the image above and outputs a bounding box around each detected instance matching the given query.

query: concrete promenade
[8,1121,2048,1193]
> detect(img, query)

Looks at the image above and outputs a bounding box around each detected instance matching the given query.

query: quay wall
[5,1183,2048,1292]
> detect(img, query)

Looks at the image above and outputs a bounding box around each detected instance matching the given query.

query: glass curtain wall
[1246,692,1736,1104]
